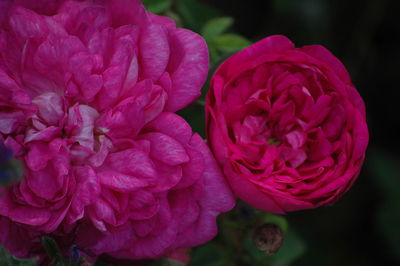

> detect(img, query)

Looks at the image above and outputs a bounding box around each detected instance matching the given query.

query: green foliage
[142,0,172,14]
[202,17,234,42]
[176,0,219,32]
[188,202,305,266]
[260,213,289,234]
[42,236,63,261]
[0,247,37,266]
[212,34,251,53]
[271,230,306,266]
[189,243,228,266]
[177,103,206,138]
[41,237,84,266]
[199,16,251,65]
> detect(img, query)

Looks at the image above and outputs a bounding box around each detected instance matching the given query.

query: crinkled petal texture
[206,35,368,214]
[0,0,234,261]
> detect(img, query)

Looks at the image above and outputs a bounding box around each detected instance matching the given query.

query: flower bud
[252,223,284,255]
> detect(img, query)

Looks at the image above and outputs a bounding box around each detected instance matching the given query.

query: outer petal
[96,0,150,27]
[139,24,170,81]
[143,132,189,166]
[171,134,235,248]
[301,45,351,84]
[0,217,41,258]
[9,7,49,40]
[165,29,209,112]
[217,35,294,78]
[144,112,193,145]
[12,0,64,15]
[224,162,285,214]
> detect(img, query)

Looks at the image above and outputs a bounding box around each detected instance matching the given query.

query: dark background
[199,0,400,265]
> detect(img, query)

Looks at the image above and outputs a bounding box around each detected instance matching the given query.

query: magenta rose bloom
[206,35,368,214]
[0,0,234,261]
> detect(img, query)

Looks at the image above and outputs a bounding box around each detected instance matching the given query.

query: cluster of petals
[206,35,369,213]
[0,0,234,261]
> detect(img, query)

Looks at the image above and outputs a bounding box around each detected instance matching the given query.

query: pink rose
[0,0,234,261]
[206,35,368,213]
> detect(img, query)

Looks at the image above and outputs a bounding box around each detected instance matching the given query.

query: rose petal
[165,29,209,112]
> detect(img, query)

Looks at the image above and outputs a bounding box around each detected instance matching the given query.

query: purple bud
[71,245,81,262]
[0,142,12,164]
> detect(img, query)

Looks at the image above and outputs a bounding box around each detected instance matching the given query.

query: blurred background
[1,0,399,265]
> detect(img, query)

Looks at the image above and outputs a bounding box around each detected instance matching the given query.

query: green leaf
[260,213,289,234]
[177,104,206,138]
[0,246,38,266]
[162,259,186,266]
[272,229,306,266]
[189,243,227,266]
[164,10,183,27]
[213,34,251,53]
[177,0,219,32]
[202,17,234,41]
[142,0,172,14]
[41,236,62,260]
